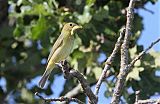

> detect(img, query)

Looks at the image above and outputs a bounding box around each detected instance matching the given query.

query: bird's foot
[55,62,63,68]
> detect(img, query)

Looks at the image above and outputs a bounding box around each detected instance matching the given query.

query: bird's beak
[71,25,82,35]
[73,25,83,30]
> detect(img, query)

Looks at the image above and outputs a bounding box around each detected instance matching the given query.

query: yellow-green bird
[39,22,82,88]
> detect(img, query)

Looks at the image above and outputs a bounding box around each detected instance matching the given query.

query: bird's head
[62,22,82,35]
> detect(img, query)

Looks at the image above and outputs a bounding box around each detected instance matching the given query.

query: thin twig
[135,90,140,104]
[141,7,154,14]
[120,38,160,77]
[124,37,160,74]
[35,92,85,104]
[59,84,82,104]
[130,37,160,67]
[111,0,136,104]
[137,99,160,104]
[134,90,160,104]
[94,27,125,96]
[56,61,97,104]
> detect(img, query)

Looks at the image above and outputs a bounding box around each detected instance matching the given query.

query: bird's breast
[61,36,74,58]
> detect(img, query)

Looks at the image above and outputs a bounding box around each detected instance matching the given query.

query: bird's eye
[69,24,72,26]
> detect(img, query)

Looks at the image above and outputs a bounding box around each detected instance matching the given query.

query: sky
[0,1,159,104]
[138,1,160,51]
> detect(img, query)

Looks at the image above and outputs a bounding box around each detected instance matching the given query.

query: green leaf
[77,6,92,24]
[24,4,51,16]
[30,16,50,40]
[93,5,109,21]
[21,88,33,103]
[142,53,155,67]
[129,46,137,59]
[149,51,160,68]
[86,0,96,6]
[13,25,24,37]
[71,50,86,72]
[72,34,82,52]
[104,27,115,35]
[127,67,144,81]
[92,67,102,80]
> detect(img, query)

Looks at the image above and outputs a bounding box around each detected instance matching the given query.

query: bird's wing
[47,33,63,64]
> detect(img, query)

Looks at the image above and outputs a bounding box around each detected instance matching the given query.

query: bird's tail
[38,69,51,89]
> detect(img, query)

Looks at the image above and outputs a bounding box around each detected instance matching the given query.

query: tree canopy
[0,0,159,104]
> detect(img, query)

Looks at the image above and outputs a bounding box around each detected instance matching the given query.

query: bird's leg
[55,62,63,68]
[62,60,67,65]
[55,60,67,68]
[61,60,70,72]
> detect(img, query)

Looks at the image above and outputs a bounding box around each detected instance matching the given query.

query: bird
[39,22,82,88]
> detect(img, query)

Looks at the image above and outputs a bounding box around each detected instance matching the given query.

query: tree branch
[111,37,160,104]
[56,61,97,104]
[121,0,135,69]
[59,84,82,104]
[35,92,84,104]
[111,0,136,103]
[94,27,125,96]
[135,90,160,104]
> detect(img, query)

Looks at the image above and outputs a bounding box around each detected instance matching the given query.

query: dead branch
[111,0,136,103]
[94,27,125,96]
[56,61,97,104]
[35,92,84,104]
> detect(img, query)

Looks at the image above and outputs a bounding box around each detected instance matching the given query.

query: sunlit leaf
[86,0,96,6]
[21,88,34,103]
[92,67,102,80]
[127,67,144,81]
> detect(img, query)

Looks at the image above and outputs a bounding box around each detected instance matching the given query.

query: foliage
[0,0,159,103]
